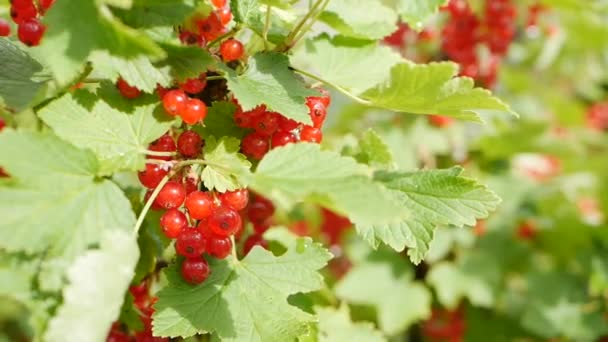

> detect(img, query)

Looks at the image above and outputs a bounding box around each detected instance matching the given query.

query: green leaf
[249,143,409,229]
[102,0,134,9]
[258,0,298,9]
[90,52,172,92]
[116,0,196,28]
[291,35,401,95]
[197,101,247,139]
[38,90,175,173]
[320,0,397,40]
[361,167,500,263]
[386,0,447,30]
[222,52,318,125]
[201,136,252,192]
[231,0,262,26]
[231,1,292,44]
[152,238,332,340]
[0,252,37,302]
[361,62,518,122]
[335,250,431,334]
[33,0,164,85]
[316,305,386,342]
[426,262,495,309]
[355,129,395,169]
[0,38,50,112]
[157,43,216,82]
[44,230,139,342]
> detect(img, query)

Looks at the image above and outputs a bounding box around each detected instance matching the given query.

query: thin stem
[263,5,272,50]
[291,68,372,106]
[143,150,177,157]
[280,0,325,50]
[291,0,329,47]
[208,27,240,48]
[133,174,171,235]
[230,235,238,260]
[81,78,105,84]
[206,75,225,81]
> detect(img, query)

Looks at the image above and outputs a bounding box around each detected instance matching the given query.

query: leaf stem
[291,67,372,106]
[230,235,238,261]
[142,150,177,157]
[279,0,325,51]
[291,0,329,47]
[263,5,272,50]
[206,75,225,81]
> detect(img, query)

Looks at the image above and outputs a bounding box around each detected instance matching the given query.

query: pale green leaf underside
[153,238,332,341]
[90,52,172,92]
[316,305,386,342]
[356,129,395,168]
[44,230,139,342]
[201,136,252,193]
[321,0,397,40]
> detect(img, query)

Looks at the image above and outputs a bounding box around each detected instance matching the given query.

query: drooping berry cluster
[6,0,53,46]
[236,89,331,160]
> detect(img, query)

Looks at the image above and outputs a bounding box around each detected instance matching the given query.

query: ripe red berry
[183,177,198,195]
[517,221,536,240]
[138,163,169,189]
[252,111,279,136]
[271,130,296,148]
[253,218,271,234]
[107,326,130,342]
[116,78,141,99]
[10,2,37,25]
[247,195,275,223]
[209,207,242,237]
[144,189,164,211]
[17,18,45,46]
[211,0,226,7]
[148,134,176,161]
[220,39,244,62]
[156,84,169,98]
[176,229,207,258]
[156,181,187,209]
[162,89,188,116]
[160,209,188,239]
[180,256,210,285]
[307,98,327,128]
[300,125,323,143]
[177,130,203,158]
[181,98,207,125]
[197,12,225,41]
[185,191,215,220]
[179,74,207,94]
[243,234,269,255]
[216,8,232,25]
[179,30,206,47]
[241,132,269,160]
[206,234,232,259]
[428,115,454,128]
[39,0,55,13]
[0,19,10,36]
[219,189,249,211]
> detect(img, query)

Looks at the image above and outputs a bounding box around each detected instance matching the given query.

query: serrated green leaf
[90,52,172,92]
[197,101,247,139]
[361,62,517,122]
[222,52,317,125]
[116,0,196,28]
[250,143,409,228]
[231,1,292,44]
[356,129,395,169]
[33,0,164,85]
[0,131,135,263]
[201,136,252,192]
[320,0,397,40]
[156,43,216,82]
[291,35,401,95]
[153,238,332,341]
[39,91,175,173]
[0,39,50,112]
[360,167,500,263]
[231,0,261,26]
[44,230,139,342]
[386,0,447,30]
[335,250,431,334]
[316,305,386,342]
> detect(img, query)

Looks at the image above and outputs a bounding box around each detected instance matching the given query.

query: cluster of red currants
[441,0,516,88]
[179,0,231,48]
[586,101,608,131]
[1,0,53,46]
[236,89,331,160]
[422,307,466,342]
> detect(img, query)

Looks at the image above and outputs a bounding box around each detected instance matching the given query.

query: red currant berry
[211,0,226,7]
[39,0,55,13]
[162,89,187,116]
[197,12,225,41]
[220,39,244,62]
[176,228,207,258]
[181,98,208,125]
[156,181,187,209]
[0,19,10,36]
[148,134,176,161]
[300,125,323,143]
[306,98,327,128]
[160,209,188,239]
[428,115,454,128]
[313,87,331,107]
[138,163,169,189]
[252,111,279,136]
[206,234,232,259]
[243,234,268,255]
[241,132,269,160]
[115,78,141,99]
[179,30,206,47]
[271,130,296,148]
[209,207,242,237]
[216,8,232,25]
[107,325,130,342]
[277,117,299,132]
[177,130,203,158]
[144,189,164,211]
[129,282,148,301]
[179,74,207,94]
[253,218,271,234]
[247,195,275,223]
[180,256,210,285]
[183,177,198,194]
[10,2,37,25]
[156,84,169,98]
[185,191,215,220]
[219,189,249,211]
[17,18,45,46]
[0,118,6,131]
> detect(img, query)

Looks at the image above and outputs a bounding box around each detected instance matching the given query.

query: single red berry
[160,209,188,239]
[179,30,206,46]
[116,78,141,99]
[300,125,322,143]
[517,221,537,240]
[428,115,454,128]
[243,234,268,255]
[148,134,176,161]
[39,0,55,13]
[220,39,244,62]
[219,189,249,211]
[253,111,279,136]
[183,177,198,194]
[179,74,207,94]
[197,12,225,41]
[176,229,207,258]
[162,89,188,116]
[144,189,164,211]
[211,0,226,7]
[216,8,232,25]
[129,282,148,301]
[185,191,215,220]
[209,207,242,237]
[17,18,45,46]
[306,98,327,128]
[0,19,10,36]
[156,181,187,209]
[271,130,296,148]
[241,132,269,160]
[177,130,203,158]
[247,195,275,223]
[206,234,232,259]
[253,218,271,234]
[10,2,37,25]
[181,98,208,125]
[180,256,210,284]
[138,163,169,189]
